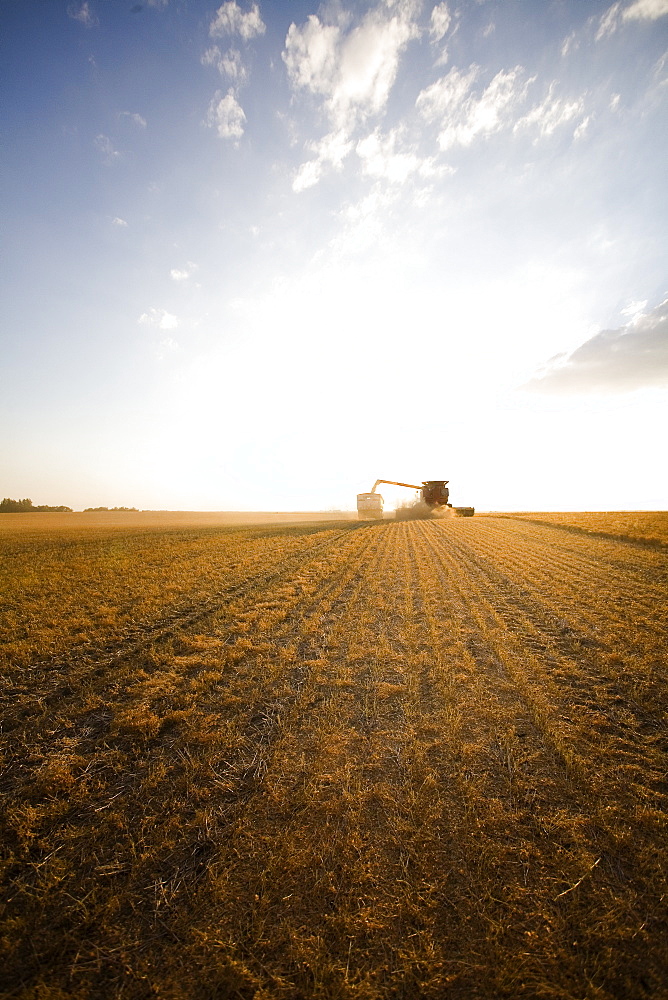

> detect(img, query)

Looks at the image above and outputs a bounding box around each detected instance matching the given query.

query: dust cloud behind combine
[394,500,454,520]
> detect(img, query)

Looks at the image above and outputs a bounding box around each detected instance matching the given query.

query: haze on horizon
[2,0,667,514]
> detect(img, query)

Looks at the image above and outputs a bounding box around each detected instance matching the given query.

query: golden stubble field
[1,512,667,999]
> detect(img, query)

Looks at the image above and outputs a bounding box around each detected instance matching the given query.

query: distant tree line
[0,497,72,513]
[83,506,139,512]
[1,497,140,513]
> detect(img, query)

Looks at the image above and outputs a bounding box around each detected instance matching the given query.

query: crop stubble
[1,515,666,999]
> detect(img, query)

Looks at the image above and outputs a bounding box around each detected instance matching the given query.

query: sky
[1,0,667,512]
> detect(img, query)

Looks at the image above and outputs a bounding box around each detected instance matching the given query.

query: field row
[1,515,666,999]
[501,510,668,546]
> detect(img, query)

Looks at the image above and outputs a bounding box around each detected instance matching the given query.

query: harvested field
[0,510,355,535]
[1,514,667,999]
[497,511,668,547]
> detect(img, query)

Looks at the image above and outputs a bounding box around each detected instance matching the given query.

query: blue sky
[2,0,667,511]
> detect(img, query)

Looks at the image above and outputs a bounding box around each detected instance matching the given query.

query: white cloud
[283,1,421,185]
[292,129,353,191]
[417,65,530,150]
[205,89,246,140]
[139,308,179,330]
[623,0,668,21]
[416,64,478,121]
[514,85,585,140]
[356,128,441,184]
[112,217,128,227]
[561,31,578,57]
[94,134,120,160]
[652,50,668,90]
[595,0,667,39]
[429,3,451,42]
[620,299,648,320]
[596,3,622,40]
[292,159,323,193]
[68,2,97,27]
[202,46,247,80]
[209,2,265,41]
[170,262,197,282]
[523,299,668,393]
[157,337,179,359]
[119,111,147,128]
[283,16,340,95]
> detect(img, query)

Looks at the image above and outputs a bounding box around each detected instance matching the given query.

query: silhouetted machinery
[356,480,474,519]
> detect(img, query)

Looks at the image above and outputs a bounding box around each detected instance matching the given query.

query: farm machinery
[356,480,474,520]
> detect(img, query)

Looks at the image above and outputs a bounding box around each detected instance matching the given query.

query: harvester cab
[420,481,450,507]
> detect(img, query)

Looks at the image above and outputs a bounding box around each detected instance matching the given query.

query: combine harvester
[357,480,474,520]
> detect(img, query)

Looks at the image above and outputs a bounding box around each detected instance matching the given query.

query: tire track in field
[421,521,667,805]
[433,519,667,715]
[201,518,396,734]
[210,523,480,992]
[124,526,399,876]
[164,524,396,829]
[0,525,373,731]
[385,523,613,995]
[469,519,662,618]
[497,514,668,552]
[0,524,391,800]
[440,521,661,715]
[200,521,666,997]
[408,525,668,857]
[472,518,667,636]
[0,524,395,912]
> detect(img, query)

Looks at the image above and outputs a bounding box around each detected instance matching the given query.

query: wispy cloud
[209,2,265,41]
[201,46,247,81]
[94,134,120,161]
[522,299,668,393]
[67,2,97,27]
[429,3,451,43]
[112,217,128,227]
[284,0,421,187]
[130,0,169,10]
[417,64,531,150]
[596,2,622,40]
[356,127,442,184]
[170,262,197,282]
[285,4,419,128]
[119,111,147,128]
[205,89,246,141]
[513,84,586,140]
[560,31,578,57]
[292,130,352,192]
[623,0,668,21]
[139,308,179,331]
[157,336,179,359]
[596,0,668,41]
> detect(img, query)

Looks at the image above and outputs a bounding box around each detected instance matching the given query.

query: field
[1,513,667,999]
